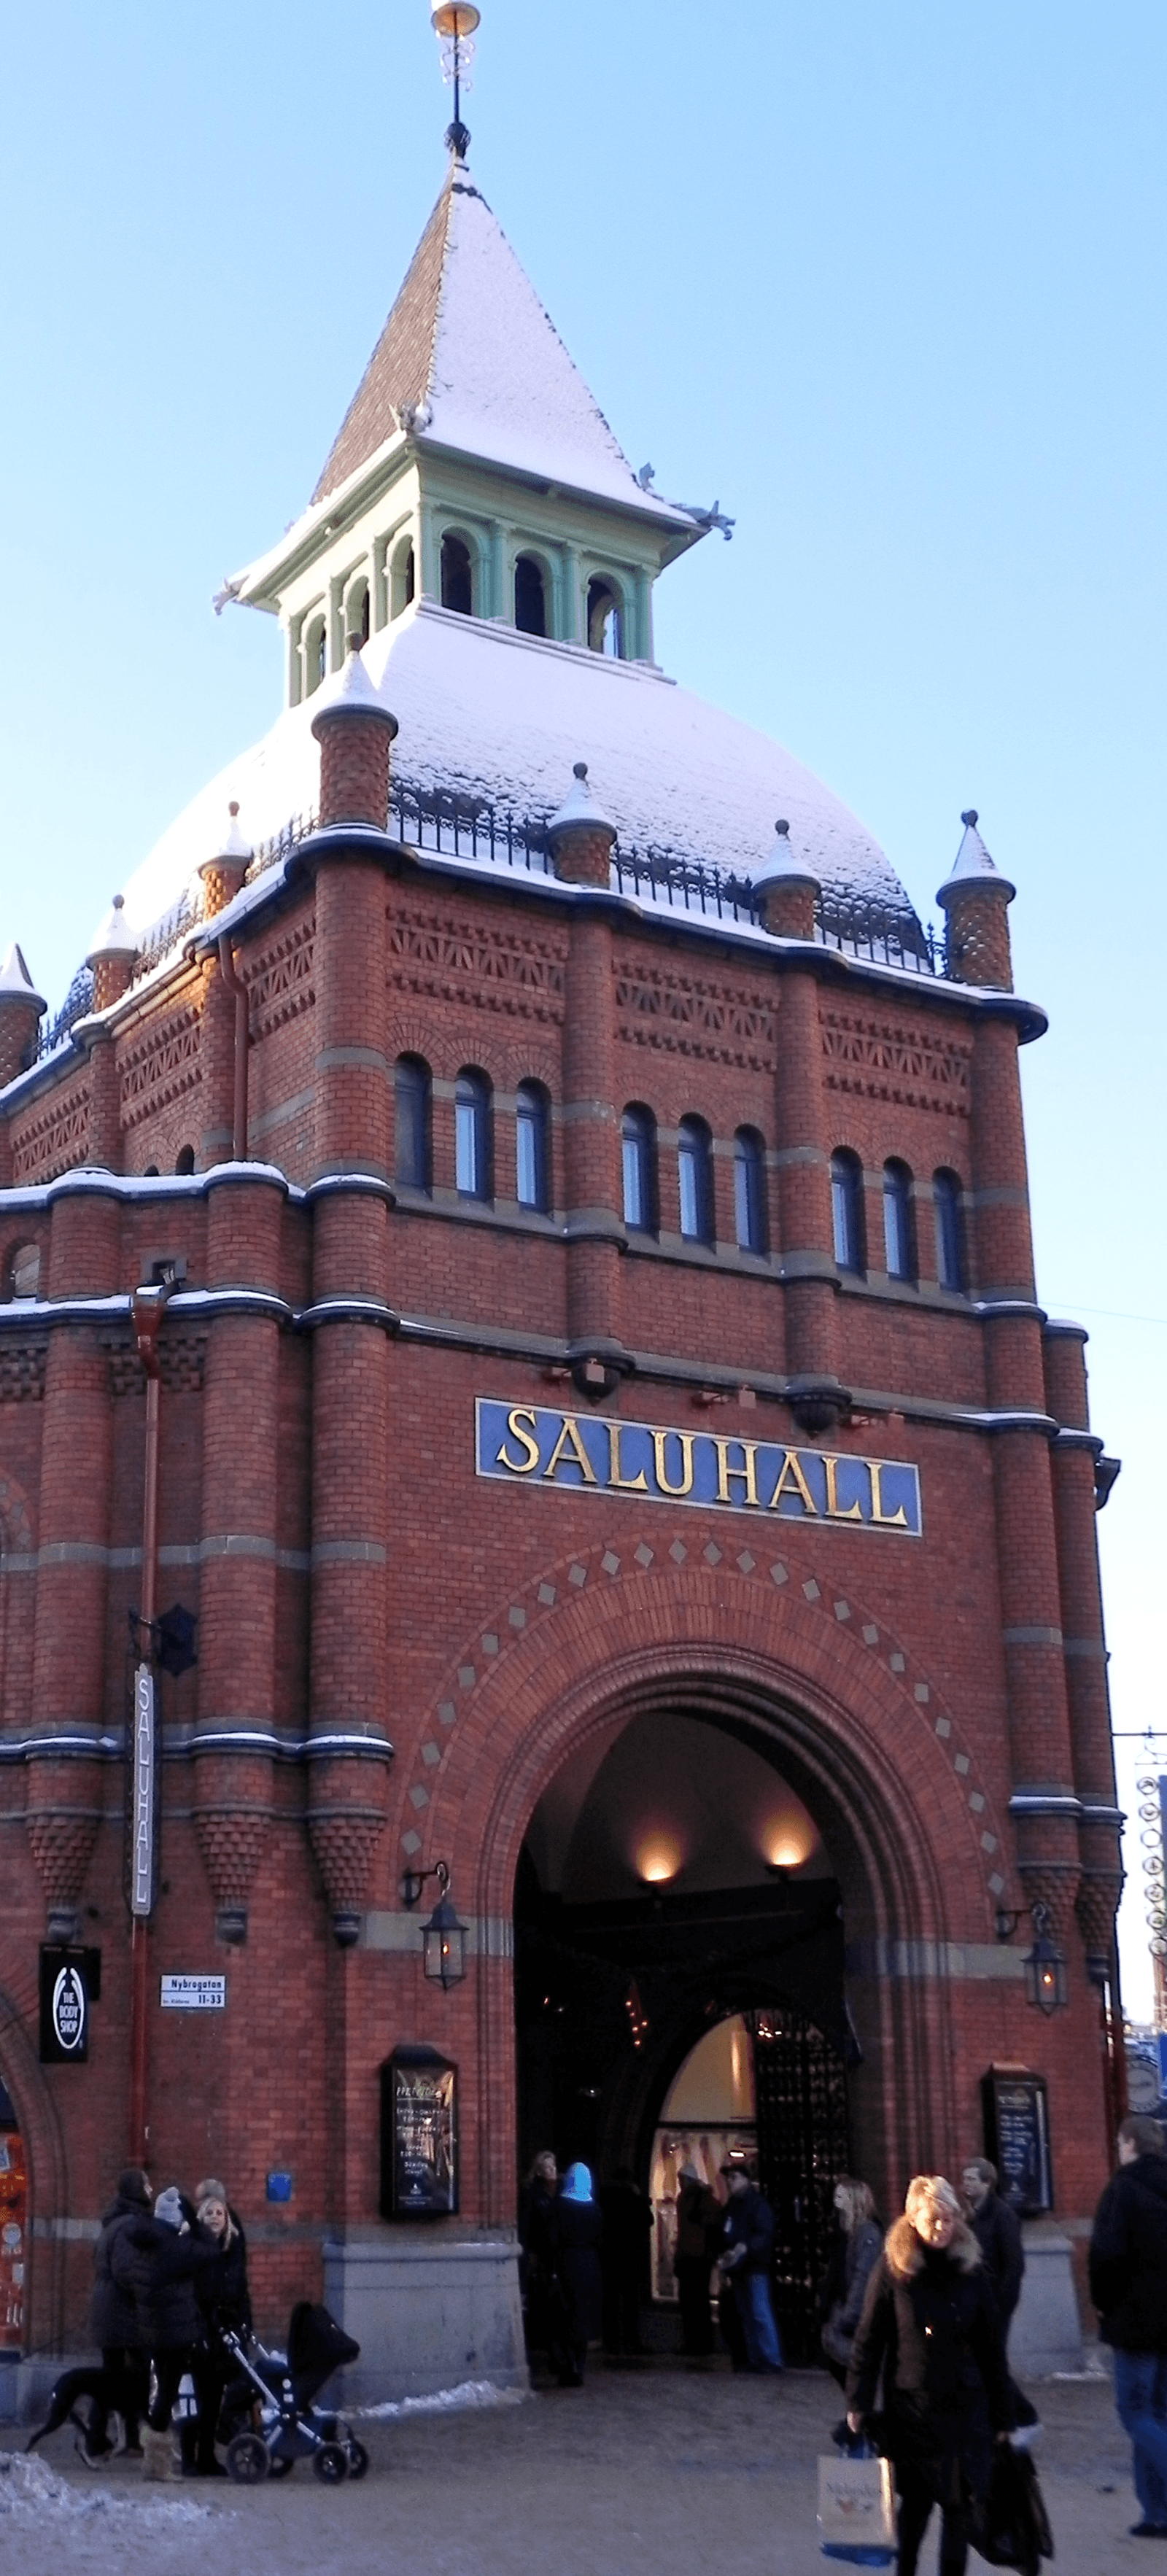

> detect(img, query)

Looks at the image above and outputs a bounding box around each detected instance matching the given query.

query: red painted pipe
[217,932,249,1161]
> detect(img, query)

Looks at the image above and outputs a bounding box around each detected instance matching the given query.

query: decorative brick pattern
[248,920,317,1041]
[120,1004,202,1130]
[25,1809,101,1909]
[10,1083,92,1182]
[821,1007,972,1114]
[387,907,566,1020]
[614,957,775,1068]
[0,1340,47,1404]
[193,1809,271,1907]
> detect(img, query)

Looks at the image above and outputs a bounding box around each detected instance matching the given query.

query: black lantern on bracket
[1023,1904,1067,2015]
[400,1859,468,1990]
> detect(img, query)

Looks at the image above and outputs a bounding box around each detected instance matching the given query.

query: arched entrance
[513,1698,858,2356]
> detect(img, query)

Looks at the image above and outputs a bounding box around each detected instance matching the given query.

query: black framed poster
[381,2045,457,2217]
[981,2065,1053,2216]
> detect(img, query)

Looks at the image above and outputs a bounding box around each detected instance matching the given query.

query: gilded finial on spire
[431,3,480,160]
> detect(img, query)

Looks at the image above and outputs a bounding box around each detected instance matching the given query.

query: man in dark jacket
[82,2168,152,2464]
[1090,2113,1167,2539]
[961,2160,1023,2327]
[717,2165,783,2373]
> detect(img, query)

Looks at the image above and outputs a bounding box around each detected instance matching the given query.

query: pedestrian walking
[846,2173,1014,2576]
[962,2154,1038,2435]
[1089,2111,1167,2540]
[519,2149,560,2367]
[717,2162,783,2373]
[552,2162,604,2387]
[673,2162,721,2359]
[821,2176,883,2384]
[77,2167,153,2465]
[112,2184,217,2479]
[182,2179,252,2475]
[599,2165,652,2357]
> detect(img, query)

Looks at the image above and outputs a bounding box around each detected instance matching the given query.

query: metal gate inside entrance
[748,2006,852,2364]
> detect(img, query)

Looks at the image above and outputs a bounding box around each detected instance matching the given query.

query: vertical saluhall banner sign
[128,1663,158,1918]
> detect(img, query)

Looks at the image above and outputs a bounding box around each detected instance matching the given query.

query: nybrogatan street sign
[476,1400,921,1535]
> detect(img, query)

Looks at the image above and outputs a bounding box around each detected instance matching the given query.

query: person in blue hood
[551,2163,604,2388]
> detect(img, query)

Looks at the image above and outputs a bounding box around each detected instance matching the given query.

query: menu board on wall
[980,2066,1053,2216]
[381,2046,457,2217]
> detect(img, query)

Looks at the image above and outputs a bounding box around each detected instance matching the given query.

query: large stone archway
[396,1534,1011,2226]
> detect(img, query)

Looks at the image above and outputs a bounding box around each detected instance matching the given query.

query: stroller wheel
[312,2442,348,2484]
[226,2432,270,2485]
[345,2439,369,2480]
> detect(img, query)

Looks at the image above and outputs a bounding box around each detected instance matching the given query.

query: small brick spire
[546,762,617,887]
[311,637,399,829]
[0,942,46,1087]
[753,818,820,940]
[936,809,1015,991]
[198,803,253,921]
[85,893,139,1010]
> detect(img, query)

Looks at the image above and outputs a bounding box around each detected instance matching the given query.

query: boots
[141,2424,178,2482]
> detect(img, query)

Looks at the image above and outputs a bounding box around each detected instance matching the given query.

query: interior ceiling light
[763,1823,812,1869]
[635,1833,683,1884]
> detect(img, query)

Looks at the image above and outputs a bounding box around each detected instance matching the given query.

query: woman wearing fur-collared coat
[845,2175,1014,2576]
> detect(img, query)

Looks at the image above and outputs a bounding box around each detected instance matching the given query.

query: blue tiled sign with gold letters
[476,1400,920,1536]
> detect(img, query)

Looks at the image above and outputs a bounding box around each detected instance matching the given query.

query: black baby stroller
[218,2300,369,2484]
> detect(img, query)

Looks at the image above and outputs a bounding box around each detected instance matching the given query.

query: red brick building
[0,130,1123,2405]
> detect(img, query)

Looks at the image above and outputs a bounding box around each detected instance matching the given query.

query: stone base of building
[322,2230,529,2404]
[1011,2227,1084,2379]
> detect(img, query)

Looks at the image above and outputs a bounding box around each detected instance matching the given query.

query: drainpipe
[217,933,249,1161]
[127,1281,173,2165]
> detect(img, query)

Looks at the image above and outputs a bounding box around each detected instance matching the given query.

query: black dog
[25,2364,111,2453]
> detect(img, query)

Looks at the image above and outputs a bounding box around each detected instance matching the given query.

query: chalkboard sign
[981,2066,1053,2216]
[381,2046,457,2218]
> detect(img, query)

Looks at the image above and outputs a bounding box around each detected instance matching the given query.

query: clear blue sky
[2,2,1163,2009]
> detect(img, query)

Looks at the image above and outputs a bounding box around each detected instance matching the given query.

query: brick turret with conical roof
[0,944,45,1087]
[937,807,1015,990]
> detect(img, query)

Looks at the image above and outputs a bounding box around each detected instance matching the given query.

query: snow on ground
[356,2376,527,2421]
[0,2449,218,2523]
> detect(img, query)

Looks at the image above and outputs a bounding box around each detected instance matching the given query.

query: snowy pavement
[1,2364,1147,2576]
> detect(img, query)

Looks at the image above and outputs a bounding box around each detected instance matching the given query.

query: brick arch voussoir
[384,1012,441,1071]
[398,1537,1007,1945]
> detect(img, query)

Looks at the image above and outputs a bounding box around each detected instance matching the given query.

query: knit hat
[194,2178,228,2205]
[154,2186,185,2230]
[560,2162,594,2203]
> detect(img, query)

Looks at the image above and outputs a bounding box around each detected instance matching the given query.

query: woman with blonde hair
[845,2175,1013,2576]
[821,2175,883,2383]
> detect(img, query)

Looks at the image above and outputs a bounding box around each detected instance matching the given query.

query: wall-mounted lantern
[994,1898,1067,2014]
[401,1859,468,1989]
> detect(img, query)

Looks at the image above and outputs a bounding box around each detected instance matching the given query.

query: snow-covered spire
[214,802,253,868]
[309,635,398,737]
[936,807,1015,909]
[0,942,46,1008]
[86,892,138,963]
[752,817,821,891]
[547,761,618,843]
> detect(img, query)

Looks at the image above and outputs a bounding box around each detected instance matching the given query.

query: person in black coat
[82,2167,153,2461]
[821,2176,884,2385]
[673,2163,721,2359]
[961,2159,1024,2326]
[112,2184,218,2476]
[519,2150,560,2365]
[552,2163,603,2388]
[598,2166,652,2357]
[182,2179,252,2475]
[1089,2114,1167,2538]
[846,2173,1014,2576]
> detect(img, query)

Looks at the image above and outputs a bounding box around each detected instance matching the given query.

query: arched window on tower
[395,1055,432,1192]
[831,1149,864,1275]
[514,555,547,637]
[883,1160,914,1281]
[587,577,624,658]
[441,534,473,616]
[933,1168,964,1291]
[677,1116,714,1246]
[391,536,416,621]
[734,1128,767,1254]
[621,1106,657,1235]
[4,1241,40,1301]
[515,1082,550,1212]
[304,613,327,697]
[455,1069,492,1200]
[174,1145,195,1176]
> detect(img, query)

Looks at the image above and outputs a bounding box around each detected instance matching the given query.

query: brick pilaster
[772,966,840,1397]
[1044,1322,1123,1969]
[562,909,624,1367]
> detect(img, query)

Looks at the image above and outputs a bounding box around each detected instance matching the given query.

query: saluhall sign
[476,1401,922,1536]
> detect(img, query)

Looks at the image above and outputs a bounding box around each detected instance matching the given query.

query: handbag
[971,2443,1054,2574]
[817,2442,896,2567]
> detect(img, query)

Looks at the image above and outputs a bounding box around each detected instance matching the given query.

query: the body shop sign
[476,1400,921,1536]
[39,1948,96,2064]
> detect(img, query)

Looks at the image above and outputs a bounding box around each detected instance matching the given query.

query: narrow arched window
[621,1106,656,1234]
[455,1069,492,1200]
[391,538,416,620]
[934,1168,964,1291]
[175,1145,195,1176]
[883,1160,914,1281]
[395,1055,432,1191]
[587,577,623,657]
[514,555,547,637]
[5,1241,40,1300]
[677,1116,713,1246]
[441,534,473,616]
[305,613,327,697]
[831,1149,864,1274]
[515,1082,550,1211]
[734,1128,766,1254]
[143,1164,160,1179]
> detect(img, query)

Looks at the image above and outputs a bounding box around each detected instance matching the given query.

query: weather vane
[431,3,480,160]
